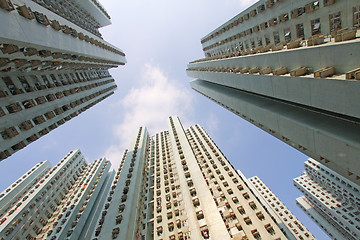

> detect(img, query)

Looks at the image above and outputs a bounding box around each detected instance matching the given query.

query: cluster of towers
[0,0,359,239]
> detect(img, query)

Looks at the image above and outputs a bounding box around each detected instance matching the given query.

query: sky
[0,0,330,239]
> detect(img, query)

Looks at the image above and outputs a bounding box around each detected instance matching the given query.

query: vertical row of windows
[186,125,279,239]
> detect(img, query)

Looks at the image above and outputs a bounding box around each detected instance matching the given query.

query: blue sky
[0,0,329,239]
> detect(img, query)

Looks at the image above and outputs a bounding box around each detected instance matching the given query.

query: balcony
[196,210,204,220]
[190,188,196,197]
[237,206,245,215]
[265,223,275,235]
[116,215,122,224]
[187,180,193,188]
[201,225,210,239]
[157,215,162,223]
[168,222,174,231]
[243,216,252,225]
[157,226,163,236]
[112,227,120,239]
[256,211,265,220]
[243,193,250,200]
[251,229,261,239]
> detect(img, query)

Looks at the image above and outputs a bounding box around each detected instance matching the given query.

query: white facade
[247,176,315,240]
[187,0,360,185]
[0,0,126,160]
[294,159,360,240]
[93,116,287,240]
[0,149,114,240]
[0,150,87,239]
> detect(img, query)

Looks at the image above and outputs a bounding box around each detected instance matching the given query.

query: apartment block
[247,176,315,240]
[294,159,360,240]
[0,150,87,239]
[1,117,315,239]
[0,0,126,160]
[187,0,360,185]
[93,116,287,240]
[0,149,115,240]
[91,126,150,239]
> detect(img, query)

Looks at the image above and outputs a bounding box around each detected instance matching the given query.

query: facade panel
[0,0,126,160]
[294,159,360,240]
[187,0,360,185]
[247,176,315,240]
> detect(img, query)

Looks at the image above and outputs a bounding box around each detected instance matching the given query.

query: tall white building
[294,159,360,240]
[0,0,126,160]
[93,116,287,240]
[246,175,315,240]
[2,117,319,240]
[0,149,114,240]
[187,0,360,186]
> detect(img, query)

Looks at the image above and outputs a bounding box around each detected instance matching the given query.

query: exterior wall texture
[92,116,288,240]
[0,117,304,240]
[0,149,88,239]
[187,0,360,185]
[0,0,126,160]
[247,176,315,240]
[294,159,360,240]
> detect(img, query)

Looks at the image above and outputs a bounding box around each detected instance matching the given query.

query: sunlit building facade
[0,150,115,240]
[294,159,360,240]
[246,176,315,240]
[187,0,360,185]
[2,117,317,240]
[0,0,126,160]
[92,116,287,240]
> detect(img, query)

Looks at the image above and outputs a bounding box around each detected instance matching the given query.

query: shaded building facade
[1,117,292,240]
[187,0,360,185]
[0,149,115,240]
[92,116,287,240]
[294,159,360,240]
[0,0,126,160]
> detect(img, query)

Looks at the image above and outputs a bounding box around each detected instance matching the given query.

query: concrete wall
[190,79,360,186]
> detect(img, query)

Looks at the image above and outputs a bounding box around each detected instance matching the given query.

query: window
[306,1,319,13]
[238,206,246,215]
[296,24,305,39]
[273,31,280,44]
[354,6,360,28]
[269,18,277,27]
[2,77,18,95]
[311,18,321,35]
[291,7,305,18]
[18,76,32,92]
[279,13,289,22]
[260,22,268,30]
[244,40,249,50]
[329,12,341,32]
[284,28,291,42]
[30,75,43,90]
[324,0,335,7]
[265,34,271,45]
[244,216,252,225]
[257,36,262,47]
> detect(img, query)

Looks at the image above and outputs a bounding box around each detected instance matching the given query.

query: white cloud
[205,112,219,136]
[104,63,193,168]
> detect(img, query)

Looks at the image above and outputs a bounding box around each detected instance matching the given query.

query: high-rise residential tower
[187,0,360,185]
[0,149,114,240]
[92,116,288,240]
[0,0,126,160]
[245,175,315,240]
[294,159,360,240]
[1,117,293,240]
